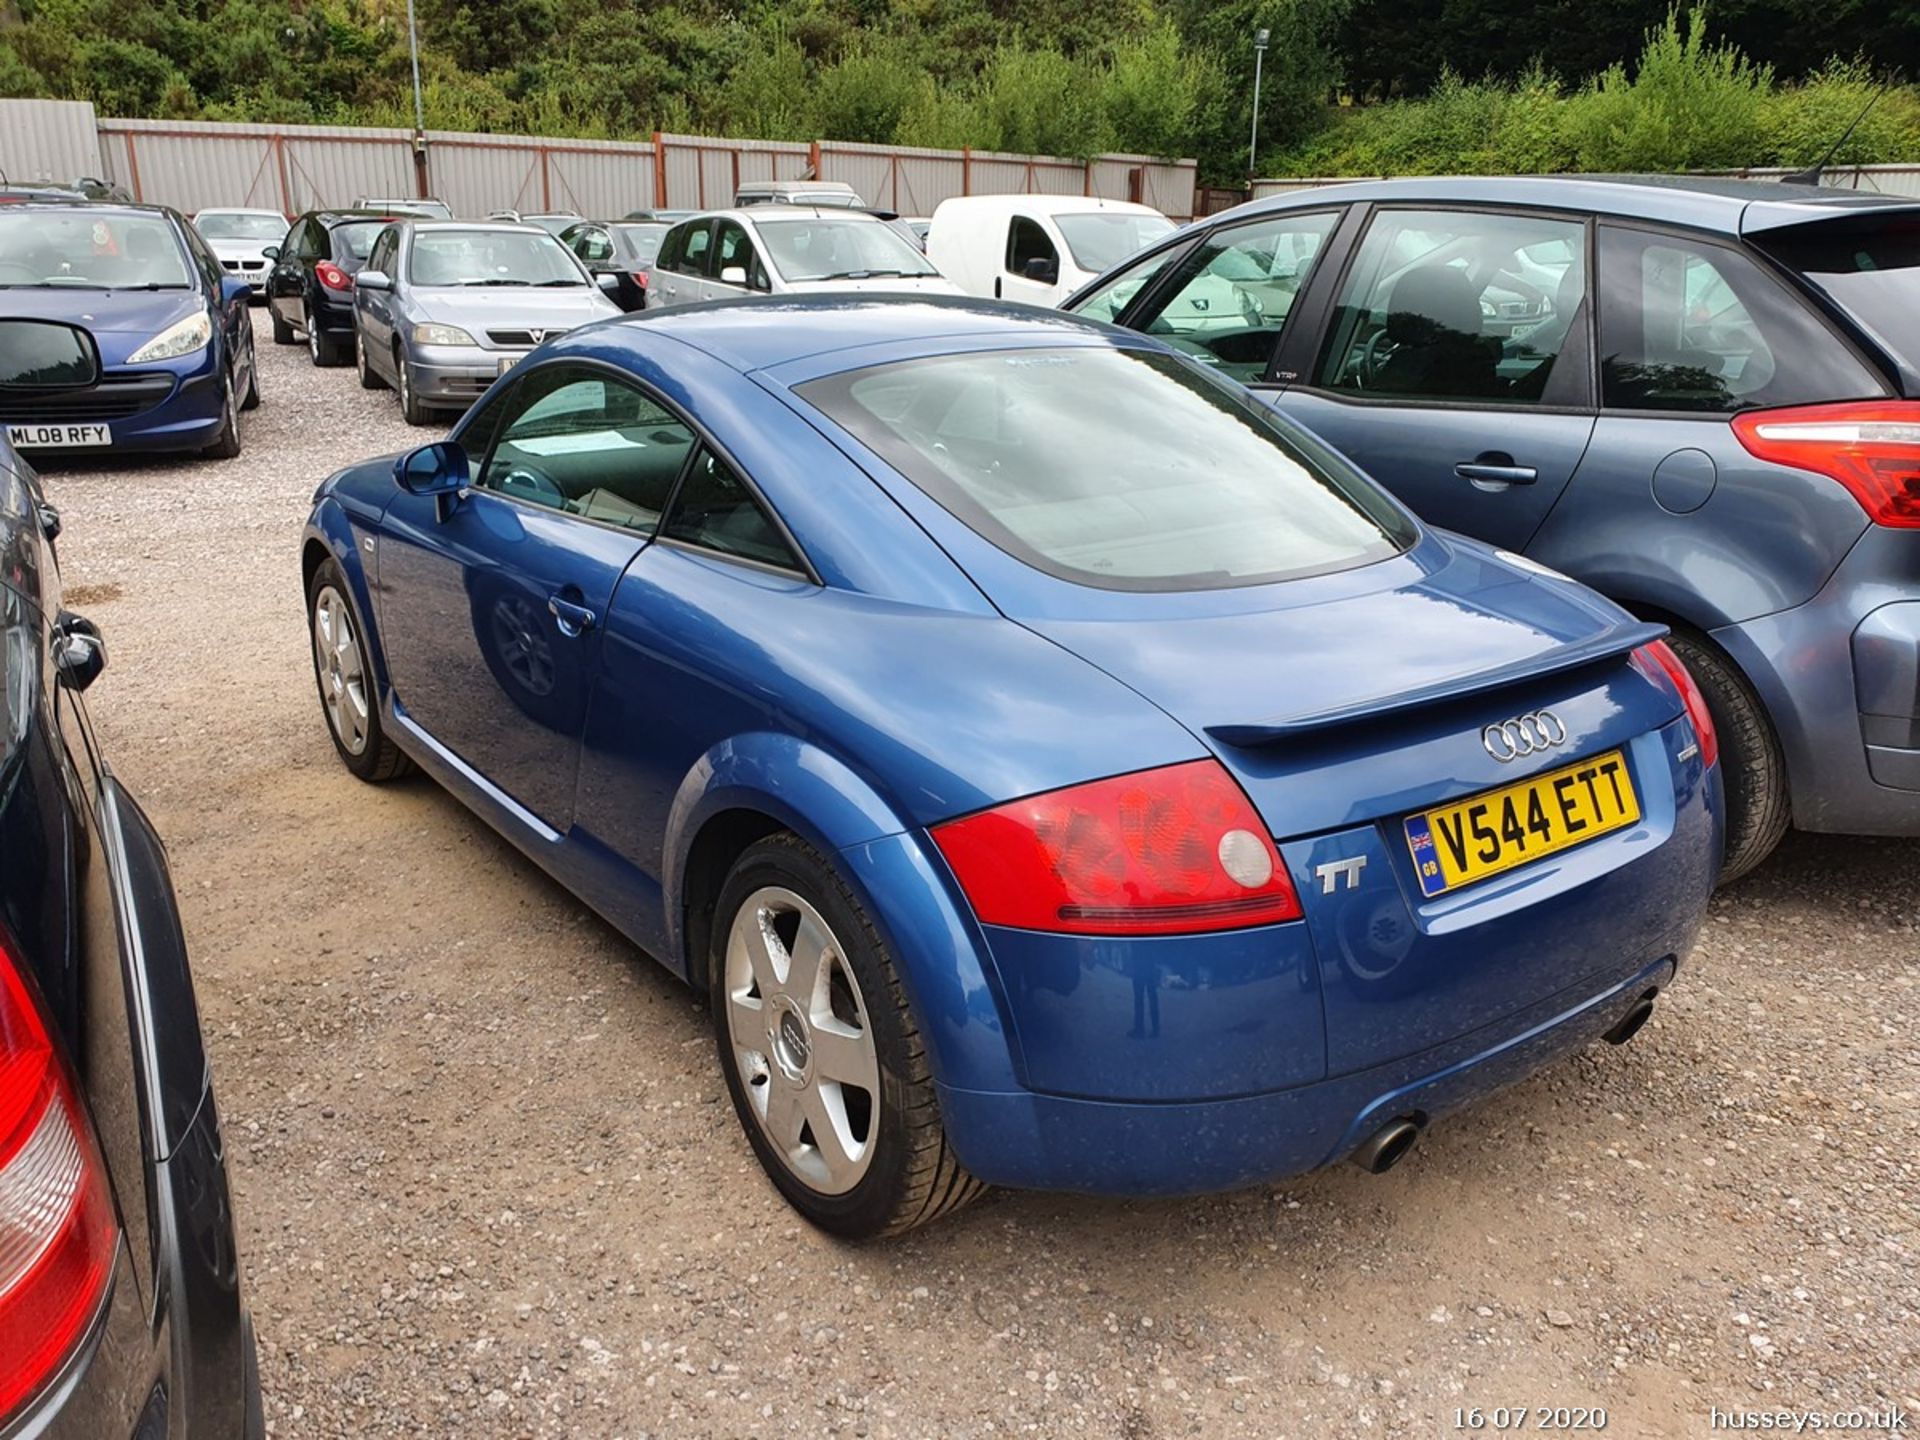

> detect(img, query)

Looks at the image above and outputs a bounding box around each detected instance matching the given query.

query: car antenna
[1780,85,1885,186]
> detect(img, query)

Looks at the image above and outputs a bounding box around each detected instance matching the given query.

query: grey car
[1065,175,1920,881]
[352,220,623,423]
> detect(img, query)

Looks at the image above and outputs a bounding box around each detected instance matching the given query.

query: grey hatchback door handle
[1455,458,1539,487]
[548,595,596,636]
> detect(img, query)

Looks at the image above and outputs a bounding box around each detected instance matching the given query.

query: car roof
[309,208,406,226]
[685,206,891,227]
[195,206,286,216]
[568,294,1132,376]
[400,219,552,234]
[0,198,177,220]
[1223,173,1920,236]
[930,194,1164,220]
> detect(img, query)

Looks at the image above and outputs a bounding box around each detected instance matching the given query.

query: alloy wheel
[723,886,881,1195]
[312,585,370,755]
[306,308,320,363]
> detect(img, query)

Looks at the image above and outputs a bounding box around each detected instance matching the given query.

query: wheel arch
[663,734,1021,1094]
[301,503,393,697]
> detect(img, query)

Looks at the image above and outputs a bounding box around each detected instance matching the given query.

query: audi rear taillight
[1732,401,1920,528]
[932,760,1302,935]
[1632,641,1719,770]
[0,927,117,1425]
[315,261,352,292]
[631,270,650,289]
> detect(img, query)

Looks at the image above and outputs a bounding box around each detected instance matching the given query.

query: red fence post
[273,134,293,214]
[808,138,822,180]
[123,132,144,201]
[652,131,668,209]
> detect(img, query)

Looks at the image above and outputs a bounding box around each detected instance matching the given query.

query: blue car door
[374,363,695,832]
[1268,204,1597,552]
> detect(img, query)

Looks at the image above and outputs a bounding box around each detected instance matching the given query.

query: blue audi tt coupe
[301,297,1721,1237]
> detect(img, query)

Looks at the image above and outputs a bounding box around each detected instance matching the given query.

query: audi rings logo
[1482,710,1569,762]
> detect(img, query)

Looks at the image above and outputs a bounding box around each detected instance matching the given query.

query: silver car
[191,207,289,298]
[352,220,623,424]
[647,208,961,309]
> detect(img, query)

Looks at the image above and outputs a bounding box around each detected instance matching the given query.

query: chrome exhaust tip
[1349,1117,1421,1174]
[1603,990,1658,1046]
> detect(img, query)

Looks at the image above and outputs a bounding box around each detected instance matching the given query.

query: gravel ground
[32,316,1920,1438]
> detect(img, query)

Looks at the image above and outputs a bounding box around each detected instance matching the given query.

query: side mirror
[262,244,281,260]
[1022,256,1059,286]
[220,275,250,306]
[718,265,748,287]
[394,440,468,496]
[53,613,105,693]
[595,272,622,292]
[355,270,393,292]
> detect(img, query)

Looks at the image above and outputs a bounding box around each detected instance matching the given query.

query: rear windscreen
[1756,219,1920,376]
[798,346,1414,591]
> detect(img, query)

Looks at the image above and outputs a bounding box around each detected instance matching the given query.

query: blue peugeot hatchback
[1064,176,1920,881]
[0,201,258,459]
[302,298,1719,1236]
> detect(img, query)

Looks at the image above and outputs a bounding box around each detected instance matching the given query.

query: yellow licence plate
[1404,749,1640,898]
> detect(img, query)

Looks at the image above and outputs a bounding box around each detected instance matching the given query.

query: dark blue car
[0,436,261,1435]
[0,201,258,459]
[301,297,1719,1237]
[1064,175,1920,881]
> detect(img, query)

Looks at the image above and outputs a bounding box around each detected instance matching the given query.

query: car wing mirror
[718,265,748,286]
[1022,257,1059,285]
[262,244,280,260]
[54,612,105,692]
[394,440,468,498]
[595,272,622,292]
[355,269,393,292]
[219,275,251,306]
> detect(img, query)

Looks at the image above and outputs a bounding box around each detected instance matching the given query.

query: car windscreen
[408,229,586,286]
[331,221,388,262]
[1054,212,1177,274]
[754,217,940,282]
[0,211,191,289]
[613,225,667,263]
[196,212,288,242]
[1755,218,1920,375]
[797,346,1414,591]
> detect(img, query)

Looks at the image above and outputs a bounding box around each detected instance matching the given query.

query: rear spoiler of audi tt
[1205,619,1669,746]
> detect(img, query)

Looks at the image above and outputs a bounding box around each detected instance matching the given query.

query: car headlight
[127,311,212,364]
[412,323,477,347]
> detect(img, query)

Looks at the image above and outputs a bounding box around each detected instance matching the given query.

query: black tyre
[711,834,983,1239]
[240,339,261,410]
[270,305,295,345]
[306,559,412,782]
[201,373,242,460]
[396,344,432,425]
[306,304,347,367]
[1667,630,1788,883]
[357,331,387,390]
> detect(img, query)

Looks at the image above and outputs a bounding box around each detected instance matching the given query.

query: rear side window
[1754,219,1920,378]
[1596,225,1888,412]
[798,346,1413,592]
[661,450,800,570]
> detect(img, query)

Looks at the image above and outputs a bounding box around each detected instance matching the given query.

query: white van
[926,195,1176,307]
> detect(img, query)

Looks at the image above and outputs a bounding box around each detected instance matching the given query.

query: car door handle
[548,595,596,637]
[1454,456,1539,488]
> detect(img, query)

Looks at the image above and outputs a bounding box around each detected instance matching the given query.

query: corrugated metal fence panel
[427,135,545,216]
[1251,177,1367,200]
[98,118,416,214]
[890,153,966,216]
[543,143,657,216]
[0,99,103,183]
[658,134,810,210]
